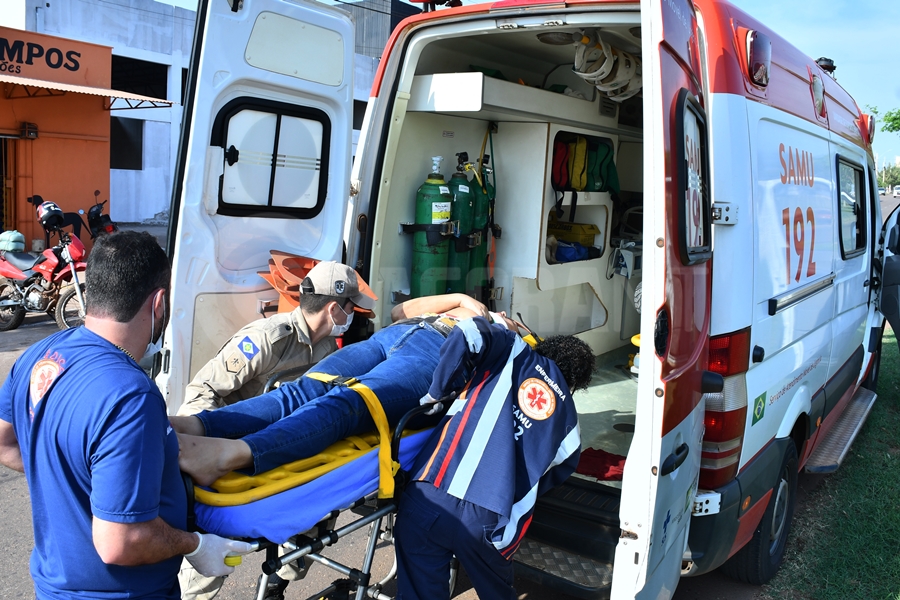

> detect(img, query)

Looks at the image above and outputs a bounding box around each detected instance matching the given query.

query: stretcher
[185,376,450,600]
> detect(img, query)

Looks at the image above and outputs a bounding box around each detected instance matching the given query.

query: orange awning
[0,73,174,110]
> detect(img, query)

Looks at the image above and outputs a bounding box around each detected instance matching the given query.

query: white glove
[184,532,254,577]
[420,392,454,416]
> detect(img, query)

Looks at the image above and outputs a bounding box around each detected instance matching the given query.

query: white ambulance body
[160,0,890,596]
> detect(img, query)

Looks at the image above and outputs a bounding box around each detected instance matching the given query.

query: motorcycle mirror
[78,209,85,215]
[94,190,100,197]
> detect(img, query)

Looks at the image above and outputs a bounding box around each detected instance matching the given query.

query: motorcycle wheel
[0,279,26,332]
[56,283,86,330]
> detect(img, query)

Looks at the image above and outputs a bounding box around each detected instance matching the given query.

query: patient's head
[534,336,595,392]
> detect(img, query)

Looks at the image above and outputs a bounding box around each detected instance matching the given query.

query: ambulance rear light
[700,375,747,490]
[708,328,751,376]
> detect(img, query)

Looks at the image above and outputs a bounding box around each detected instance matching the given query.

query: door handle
[660,443,689,476]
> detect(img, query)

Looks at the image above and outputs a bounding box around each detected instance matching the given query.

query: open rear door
[611,1,713,598]
[158,0,354,410]
[878,205,900,345]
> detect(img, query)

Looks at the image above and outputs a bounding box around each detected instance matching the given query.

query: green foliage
[879,165,900,189]
[883,109,900,135]
[761,327,900,600]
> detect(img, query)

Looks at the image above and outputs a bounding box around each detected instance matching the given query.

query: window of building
[111,55,168,101]
[837,159,866,258]
[110,117,143,171]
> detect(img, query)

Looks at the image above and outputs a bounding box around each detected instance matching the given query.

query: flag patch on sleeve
[239,336,260,360]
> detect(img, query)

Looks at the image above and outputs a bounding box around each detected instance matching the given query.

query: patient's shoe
[263,574,289,600]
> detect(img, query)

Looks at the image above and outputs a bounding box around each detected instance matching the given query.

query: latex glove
[184,532,254,577]
[420,392,454,416]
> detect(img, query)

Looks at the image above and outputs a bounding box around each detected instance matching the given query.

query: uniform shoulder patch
[29,358,63,416]
[238,336,260,360]
[225,350,248,374]
[517,378,556,420]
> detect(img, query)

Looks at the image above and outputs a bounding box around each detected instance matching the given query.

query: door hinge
[711,202,737,225]
[620,529,639,540]
[692,491,721,516]
[350,180,360,197]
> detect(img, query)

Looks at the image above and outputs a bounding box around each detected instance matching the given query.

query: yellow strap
[305,372,398,499]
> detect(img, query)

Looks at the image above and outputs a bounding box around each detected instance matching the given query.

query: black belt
[393,315,459,338]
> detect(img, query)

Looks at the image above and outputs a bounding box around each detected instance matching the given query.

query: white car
[894,185,900,198]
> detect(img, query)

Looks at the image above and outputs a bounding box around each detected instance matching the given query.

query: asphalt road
[3,195,897,599]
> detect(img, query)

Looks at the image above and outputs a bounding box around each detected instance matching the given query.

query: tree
[866,106,900,188]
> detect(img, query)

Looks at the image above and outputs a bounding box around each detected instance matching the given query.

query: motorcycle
[82,190,118,239]
[0,201,88,331]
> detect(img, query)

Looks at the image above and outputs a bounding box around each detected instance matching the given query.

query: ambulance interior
[367,18,646,587]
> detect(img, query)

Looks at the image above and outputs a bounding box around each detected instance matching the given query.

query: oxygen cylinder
[411,156,452,298]
[446,156,474,294]
[468,158,494,296]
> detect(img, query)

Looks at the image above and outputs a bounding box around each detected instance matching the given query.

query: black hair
[85,231,170,322]
[534,335,595,392]
[299,293,345,314]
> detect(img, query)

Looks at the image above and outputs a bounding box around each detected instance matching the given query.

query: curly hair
[533,335,595,392]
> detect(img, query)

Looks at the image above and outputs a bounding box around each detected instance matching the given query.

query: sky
[3,0,897,164]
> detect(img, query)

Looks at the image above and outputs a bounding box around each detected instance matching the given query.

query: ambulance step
[805,387,877,474]
[514,538,613,600]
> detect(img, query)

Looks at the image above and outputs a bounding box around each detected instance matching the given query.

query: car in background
[879,187,886,195]
[895,185,900,198]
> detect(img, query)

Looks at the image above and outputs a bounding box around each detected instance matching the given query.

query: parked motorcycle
[0,201,88,331]
[82,190,118,238]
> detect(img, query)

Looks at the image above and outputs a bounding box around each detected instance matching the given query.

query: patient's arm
[390,293,488,322]
[169,415,205,436]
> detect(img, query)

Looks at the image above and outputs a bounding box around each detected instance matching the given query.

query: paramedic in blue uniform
[394,317,594,600]
[0,231,253,600]
[171,294,493,486]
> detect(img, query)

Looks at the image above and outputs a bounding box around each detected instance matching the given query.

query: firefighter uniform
[395,317,581,600]
[179,308,337,416]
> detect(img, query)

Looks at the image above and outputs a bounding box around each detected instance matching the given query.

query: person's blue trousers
[197,322,456,474]
[395,481,517,600]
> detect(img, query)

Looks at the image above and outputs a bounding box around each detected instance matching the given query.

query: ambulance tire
[721,442,798,585]
[862,327,883,392]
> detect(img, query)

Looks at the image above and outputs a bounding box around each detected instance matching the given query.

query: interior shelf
[408,72,617,130]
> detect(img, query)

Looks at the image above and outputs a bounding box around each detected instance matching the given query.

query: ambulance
[160,0,895,596]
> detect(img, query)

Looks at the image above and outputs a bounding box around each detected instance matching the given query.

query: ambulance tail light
[700,374,748,490]
[708,328,751,377]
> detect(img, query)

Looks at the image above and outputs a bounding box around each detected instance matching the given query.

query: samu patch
[238,336,259,360]
[29,358,63,421]
[517,378,556,420]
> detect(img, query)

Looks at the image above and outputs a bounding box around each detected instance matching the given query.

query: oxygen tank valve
[456,152,469,172]
[431,156,444,175]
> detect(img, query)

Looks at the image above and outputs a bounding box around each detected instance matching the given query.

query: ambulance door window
[212,98,331,218]
[677,89,711,265]
[836,159,866,259]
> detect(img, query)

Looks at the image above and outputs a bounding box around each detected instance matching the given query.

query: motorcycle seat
[1,251,46,272]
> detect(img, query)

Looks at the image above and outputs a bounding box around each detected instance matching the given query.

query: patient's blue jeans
[197,322,456,474]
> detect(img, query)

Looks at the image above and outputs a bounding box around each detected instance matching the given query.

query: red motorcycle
[0,201,88,331]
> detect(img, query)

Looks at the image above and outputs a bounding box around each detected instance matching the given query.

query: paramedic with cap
[179,261,376,415]
[0,231,253,600]
[171,295,500,485]
[177,259,375,600]
[395,318,594,600]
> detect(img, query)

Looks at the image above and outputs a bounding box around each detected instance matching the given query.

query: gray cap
[301,261,376,311]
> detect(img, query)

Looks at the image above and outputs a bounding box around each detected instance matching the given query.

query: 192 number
[782,207,817,285]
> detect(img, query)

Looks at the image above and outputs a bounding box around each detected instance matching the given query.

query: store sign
[0,27,111,88]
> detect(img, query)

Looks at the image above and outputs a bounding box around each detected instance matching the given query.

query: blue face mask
[330,304,354,336]
[145,297,166,358]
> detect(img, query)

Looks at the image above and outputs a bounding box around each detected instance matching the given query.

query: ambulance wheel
[56,283,86,330]
[862,327,884,392]
[0,280,26,332]
[721,442,797,585]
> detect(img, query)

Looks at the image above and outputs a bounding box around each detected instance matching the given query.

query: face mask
[145,296,166,358]
[330,304,354,336]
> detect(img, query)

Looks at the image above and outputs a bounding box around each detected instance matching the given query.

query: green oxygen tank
[446,153,475,294]
[411,156,452,298]
[468,156,494,298]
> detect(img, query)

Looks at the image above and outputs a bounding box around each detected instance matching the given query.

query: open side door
[159,0,354,411]
[611,1,713,598]
[877,204,900,348]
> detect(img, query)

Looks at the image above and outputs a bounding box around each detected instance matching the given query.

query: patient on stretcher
[172,295,530,486]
